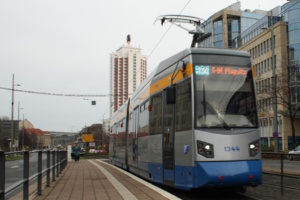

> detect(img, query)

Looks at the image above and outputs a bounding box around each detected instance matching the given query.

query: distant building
[0,120,19,151]
[19,119,34,130]
[50,131,78,148]
[26,128,50,149]
[103,118,110,134]
[110,45,147,117]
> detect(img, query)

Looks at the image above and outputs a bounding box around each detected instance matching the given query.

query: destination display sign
[195,65,247,76]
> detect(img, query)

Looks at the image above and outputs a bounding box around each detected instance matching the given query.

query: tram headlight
[249,140,260,157]
[197,140,214,158]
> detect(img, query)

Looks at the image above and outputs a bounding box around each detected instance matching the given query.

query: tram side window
[128,112,134,146]
[117,119,126,147]
[110,124,116,149]
[139,100,149,137]
[150,94,162,135]
[176,79,192,131]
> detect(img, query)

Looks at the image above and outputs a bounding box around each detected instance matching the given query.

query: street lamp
[18,103,24,150]
[262,11,278,152]
[22,113,25,150]
[10,74,21,152]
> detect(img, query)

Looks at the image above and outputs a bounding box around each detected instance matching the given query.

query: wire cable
[0,86,130,98]
[147,0,191,60]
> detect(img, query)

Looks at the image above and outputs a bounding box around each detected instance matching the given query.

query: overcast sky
[0,0,288,133]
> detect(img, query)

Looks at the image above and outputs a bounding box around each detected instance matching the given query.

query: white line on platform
[88,160,138,200]
[96,159,181,200]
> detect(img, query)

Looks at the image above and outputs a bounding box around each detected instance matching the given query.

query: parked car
[288,145,300,160]
[97,150,107,154]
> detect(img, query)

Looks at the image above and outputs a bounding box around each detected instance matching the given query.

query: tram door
[163,90,175,184]
[133,107,139,165]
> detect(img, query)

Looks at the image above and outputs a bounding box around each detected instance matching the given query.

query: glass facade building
[230,0,300,151]
[213,20,223,47]
[198,2,265,48]
[282,0,300,113]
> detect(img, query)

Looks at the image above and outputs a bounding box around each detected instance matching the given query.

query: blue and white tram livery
[109,48,262,191]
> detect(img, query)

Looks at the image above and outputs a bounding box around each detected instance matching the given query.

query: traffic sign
[273,132,278,138]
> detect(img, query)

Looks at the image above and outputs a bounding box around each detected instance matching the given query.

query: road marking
[88,160,138,200]
[11,165,19,169]
[96,159,181,200]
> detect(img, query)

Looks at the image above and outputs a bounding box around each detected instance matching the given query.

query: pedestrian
[72,142,81,162]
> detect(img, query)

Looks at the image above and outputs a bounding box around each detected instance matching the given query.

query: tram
[109,48,262,191]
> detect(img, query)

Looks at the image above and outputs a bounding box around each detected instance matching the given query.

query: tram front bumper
[193,160,262,188]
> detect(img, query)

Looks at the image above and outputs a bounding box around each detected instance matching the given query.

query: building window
[227,18,240,48]
[214,20,223,47]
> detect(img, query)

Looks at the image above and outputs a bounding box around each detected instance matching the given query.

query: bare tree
[256,56,300,150]
[277,62,300,149]
[21,129,38,150]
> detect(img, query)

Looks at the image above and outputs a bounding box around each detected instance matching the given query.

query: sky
[0,0,288,133]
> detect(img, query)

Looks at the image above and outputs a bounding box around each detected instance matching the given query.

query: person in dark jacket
[72,142,81,162]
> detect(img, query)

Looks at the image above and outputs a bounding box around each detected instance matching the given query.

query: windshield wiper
[201,100,231,130]
[201,83,230,130]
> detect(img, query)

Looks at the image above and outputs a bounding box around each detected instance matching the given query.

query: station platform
[32,159,180,200]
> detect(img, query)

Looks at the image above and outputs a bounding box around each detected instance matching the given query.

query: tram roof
[111,48,250,120]
[155,47,250,76]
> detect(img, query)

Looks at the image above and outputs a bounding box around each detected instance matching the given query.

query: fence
[0,150,67,200]
[262,152,300,195]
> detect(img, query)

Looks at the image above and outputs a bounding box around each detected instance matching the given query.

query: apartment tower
[110,45,147,117]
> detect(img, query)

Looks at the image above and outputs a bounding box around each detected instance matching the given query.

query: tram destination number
[224,146,240,152]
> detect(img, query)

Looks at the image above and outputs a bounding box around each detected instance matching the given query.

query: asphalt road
[263,159,300,173]
[5,152,49,188]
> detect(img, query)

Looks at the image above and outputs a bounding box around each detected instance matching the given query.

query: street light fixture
[18,103,24,150]
[22,113,25,150]
[261,10,278,152]
[11,74,21,152]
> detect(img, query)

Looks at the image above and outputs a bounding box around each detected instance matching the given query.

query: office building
[231,1,300,151]
[198,2,266,48]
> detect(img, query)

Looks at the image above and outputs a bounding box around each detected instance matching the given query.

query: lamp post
[10,74,21,152]
[18,103,23,151]
[22,113,25,150]
[270,12,278,152]
[264,11,278,152]
[262,11,278,152]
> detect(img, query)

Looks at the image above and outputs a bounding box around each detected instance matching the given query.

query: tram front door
[162,90,175,185]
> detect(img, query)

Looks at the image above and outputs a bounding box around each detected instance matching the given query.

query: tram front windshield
[194,65,258,129]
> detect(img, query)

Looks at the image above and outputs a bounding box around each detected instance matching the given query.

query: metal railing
[0,150,67,200]
[262,152,300,195]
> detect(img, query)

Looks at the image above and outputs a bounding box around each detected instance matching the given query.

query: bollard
[0,151,5,200]
[47,150,50,187]
[37,151,42,195]
[23,151,29,200]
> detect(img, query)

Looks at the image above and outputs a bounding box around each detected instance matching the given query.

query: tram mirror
[182,62,186,77]
[166,86,176,104]
[182,61,186,71]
